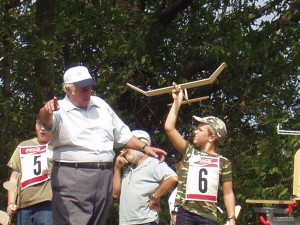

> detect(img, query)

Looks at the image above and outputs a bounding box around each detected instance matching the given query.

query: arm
[149,175,178,212]
[126,136,167,162]
[112,152,128,199]
[169,187,178,225]
[223,180,236,225]
[164,89,186,155]
[39,97,60,129]
[7,170,19,216]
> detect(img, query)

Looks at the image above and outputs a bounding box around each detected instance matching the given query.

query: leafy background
[0,0,300,224]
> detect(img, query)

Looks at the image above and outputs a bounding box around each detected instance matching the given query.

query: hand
[172,88,183,102]
[114,151,128,170]
[229,219,236,225]
[7,203,17,216]
[149,198,161,212]
[171,213,177,225]
[44,97,60,113]
[144,146,167,162]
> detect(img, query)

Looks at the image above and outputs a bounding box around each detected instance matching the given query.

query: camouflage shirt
[175,142,232,221]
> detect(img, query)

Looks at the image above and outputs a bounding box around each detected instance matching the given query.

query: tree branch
[248,0,283,21]
[159,0,194,26]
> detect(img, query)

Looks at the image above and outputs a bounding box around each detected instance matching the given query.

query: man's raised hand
[44,97,60,113]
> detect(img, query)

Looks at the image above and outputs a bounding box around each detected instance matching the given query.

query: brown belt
[54,161,113,169]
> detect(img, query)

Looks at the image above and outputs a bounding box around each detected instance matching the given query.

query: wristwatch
[228,215,237,221]
[150,193,158,200]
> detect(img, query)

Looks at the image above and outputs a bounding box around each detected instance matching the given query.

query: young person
[165,88,236,225]
[6,116,53,225]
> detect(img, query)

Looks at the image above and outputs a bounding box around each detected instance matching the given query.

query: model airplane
[0,178,19,225]
[126,62,227,105]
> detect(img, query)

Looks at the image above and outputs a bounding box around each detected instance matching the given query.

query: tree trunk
[34,0,56,110]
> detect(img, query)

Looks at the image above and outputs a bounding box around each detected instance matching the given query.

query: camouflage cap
[192,116,227,144]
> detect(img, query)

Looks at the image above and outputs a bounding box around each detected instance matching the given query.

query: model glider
[126,62,227,105]
[0,178,19,225]
[0,210,10,225]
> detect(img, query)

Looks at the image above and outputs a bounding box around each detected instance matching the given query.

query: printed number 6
[198,168,208,193]
[33,155,42,175]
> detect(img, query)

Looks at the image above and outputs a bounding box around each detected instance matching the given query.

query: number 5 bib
[20,144,50,189]
[186,155,220,202]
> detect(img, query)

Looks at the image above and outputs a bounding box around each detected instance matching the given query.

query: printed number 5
[199,168,208,193]
[33,155,41,175]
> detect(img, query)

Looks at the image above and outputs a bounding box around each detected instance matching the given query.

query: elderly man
[39,65,167,225]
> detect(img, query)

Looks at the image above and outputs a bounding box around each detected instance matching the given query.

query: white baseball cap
[63,66,96,88]
[132,130,151,146]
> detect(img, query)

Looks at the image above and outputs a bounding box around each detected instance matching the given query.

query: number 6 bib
[20,144,50,189]
[186,155,220,202]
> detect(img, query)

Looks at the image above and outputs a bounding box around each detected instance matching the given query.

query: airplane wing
[167,96,210,106]
[126,62,227,97]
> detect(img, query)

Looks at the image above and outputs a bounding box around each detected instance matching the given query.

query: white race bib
[186,155,220,202]
[20,144,50,189]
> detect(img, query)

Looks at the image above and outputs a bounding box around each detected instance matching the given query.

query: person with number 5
[6,115,53,225]
[164,88,236,225]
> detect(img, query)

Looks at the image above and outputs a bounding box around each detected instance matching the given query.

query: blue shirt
[120,157,177,224]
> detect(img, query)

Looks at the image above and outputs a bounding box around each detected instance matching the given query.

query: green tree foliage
[0,0,299,224]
